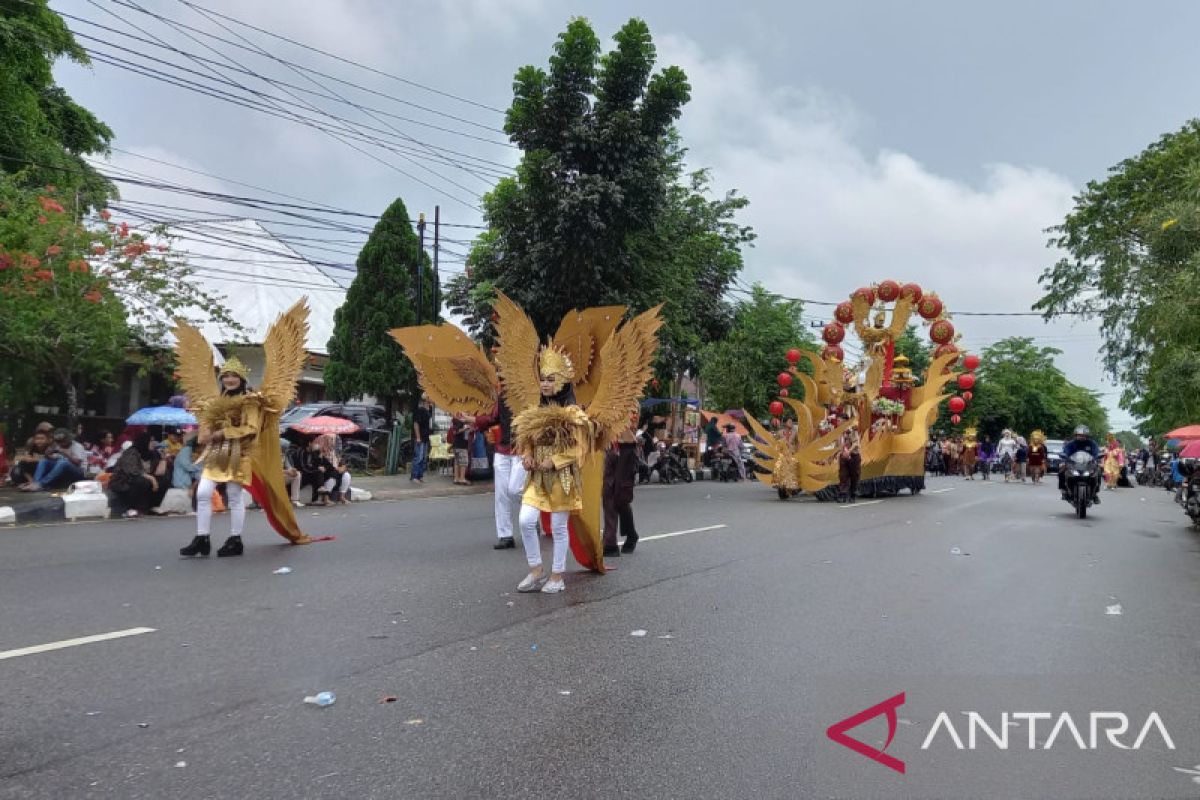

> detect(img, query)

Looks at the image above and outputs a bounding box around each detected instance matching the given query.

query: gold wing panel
[557,306,626,407]
[260,299,311,409]
[493,292,543,414]
[583,306,663,448]
[390,324,499,415]
[172,319,219,409]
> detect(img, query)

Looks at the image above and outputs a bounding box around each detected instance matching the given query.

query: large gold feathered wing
[259,299,311,409]
[172,320,219,410]
[247,299,314,545]
[493,292,543,414]
[554,306,626,406]
[389,324,498,416]
[582,305,664,449]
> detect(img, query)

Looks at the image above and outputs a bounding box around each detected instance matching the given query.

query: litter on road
[272,567,292,575]
[630,630,648,637]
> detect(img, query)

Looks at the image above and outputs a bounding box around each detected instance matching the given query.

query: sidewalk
[0,473,494,526]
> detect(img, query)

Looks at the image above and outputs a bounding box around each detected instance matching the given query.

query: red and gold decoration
[750,280,981,500]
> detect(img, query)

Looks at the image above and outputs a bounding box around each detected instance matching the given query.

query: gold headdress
[538,344,575,393]
[219,355,250,380]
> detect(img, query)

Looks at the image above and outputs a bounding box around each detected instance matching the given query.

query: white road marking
[0,627,156,661]
[640,524,728,542]
[927,487,955,494]
[837,500,884,509]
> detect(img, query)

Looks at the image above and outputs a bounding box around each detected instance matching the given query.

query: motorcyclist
[1059,425,1101,504]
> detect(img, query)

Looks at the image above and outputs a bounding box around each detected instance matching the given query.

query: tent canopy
[1164,424,1200,441]
[701,410,748,437]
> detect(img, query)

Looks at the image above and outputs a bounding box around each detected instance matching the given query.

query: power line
[169,0,507,115]
[86,0,487,211]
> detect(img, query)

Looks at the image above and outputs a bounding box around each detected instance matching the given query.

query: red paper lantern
[951,414,962,425]
[963,391,973,402]
[917,295,944,320]
[822,344,845,362]
[768,400,784,417]
[785,348,802,364]
[876,279,901,302]
[900,282,923,303]
[929,319,956,345]
[779,388,789,397]
[834,301,855,325]
[852,286,876,306]
[822,322,846,345]
[777,371,793,388]
[934,343,960,360]
[962,354,981,371]
[948,396,966,414]
[957,373,976,390]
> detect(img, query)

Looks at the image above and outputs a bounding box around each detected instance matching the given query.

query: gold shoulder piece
[493,292,543,414]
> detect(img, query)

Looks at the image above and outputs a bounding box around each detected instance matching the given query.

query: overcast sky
[51,0,1200,429]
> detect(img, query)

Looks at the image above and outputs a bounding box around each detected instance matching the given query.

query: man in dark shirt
[411,395,433,483]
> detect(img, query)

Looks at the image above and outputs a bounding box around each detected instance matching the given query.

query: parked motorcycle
[1063,451,1099,519]
[710,444,740,482]
[665,443,694,483]
[1178,459,1200,529]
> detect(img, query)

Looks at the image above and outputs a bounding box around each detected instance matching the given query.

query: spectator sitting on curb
[10,428,52,489]
[22,428,87,492]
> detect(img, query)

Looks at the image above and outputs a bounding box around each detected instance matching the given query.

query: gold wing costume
[391,294,662,572]
[173,299,317,545]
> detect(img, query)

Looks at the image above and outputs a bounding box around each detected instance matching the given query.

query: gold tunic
[196,394,266,485]
[513,404,590,514]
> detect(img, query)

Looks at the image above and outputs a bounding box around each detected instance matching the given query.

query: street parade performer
[390,293,662,590]
[174,300,324,557]
[748,280,977,500]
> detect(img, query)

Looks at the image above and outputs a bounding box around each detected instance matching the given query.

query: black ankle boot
[621,531,638,554]
[180,535,211,557]
[216,535,243,557]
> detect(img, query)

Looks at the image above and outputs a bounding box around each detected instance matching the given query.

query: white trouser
[288,472,302,502]
[493,453,527,540]
[196,477,245,537]
[519,504,568,574]
[339,471,351,494]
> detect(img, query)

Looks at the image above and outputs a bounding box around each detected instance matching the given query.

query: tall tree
[324,197,435,414]
[699,285,815,418]
[960,337,1108,439]
[1035,120,1200,433]
[1,0,115,208]
[446,18,691,337]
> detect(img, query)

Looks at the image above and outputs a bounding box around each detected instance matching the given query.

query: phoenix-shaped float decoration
[391,293,662,572]
[173,299,319,544]
[750,279,978,499]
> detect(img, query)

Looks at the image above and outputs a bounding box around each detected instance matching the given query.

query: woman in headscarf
[108,434,169,518]
[316,433,352,502]
[1103,434,1125,490]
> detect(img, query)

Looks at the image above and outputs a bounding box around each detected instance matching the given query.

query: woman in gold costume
[513,346,588,594]
[175,300,318,558]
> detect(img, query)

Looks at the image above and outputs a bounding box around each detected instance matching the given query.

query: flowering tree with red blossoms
[0,174,238,421]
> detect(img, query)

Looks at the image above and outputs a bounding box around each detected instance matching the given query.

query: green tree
[1035,120,1200,434]
[446,18,691,337]
[699,284,815,418]
[0,175,237,421]
[960,337,1108,439]
[1,0,115,208]
[1113,430,1143,451]
[324,197,435,414]
[893,324,931,378]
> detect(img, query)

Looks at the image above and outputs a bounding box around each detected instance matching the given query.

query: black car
[279,403,390,442]
[1045,439,1066,473]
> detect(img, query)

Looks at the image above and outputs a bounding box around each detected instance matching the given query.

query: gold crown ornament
[218,355,251,380]
[537,344,575,393]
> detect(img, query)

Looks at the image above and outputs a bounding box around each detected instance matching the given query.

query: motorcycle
[1063,451,1099,518]
[665,443,694,483]
[710,444,740,482]
[1178,459,1200,529]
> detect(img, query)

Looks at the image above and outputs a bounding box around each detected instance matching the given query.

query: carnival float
[747,280,981,500]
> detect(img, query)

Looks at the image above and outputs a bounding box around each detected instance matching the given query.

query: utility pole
[432,205,440,323]
[416,212,426,325]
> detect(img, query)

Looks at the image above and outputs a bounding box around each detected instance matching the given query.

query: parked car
[279,403,390,443]
[1045,439,1066,473]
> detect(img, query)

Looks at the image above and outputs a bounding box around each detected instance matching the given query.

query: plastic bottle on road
[304,692,335,707]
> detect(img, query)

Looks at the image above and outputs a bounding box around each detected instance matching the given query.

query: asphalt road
[2,475,1200,799]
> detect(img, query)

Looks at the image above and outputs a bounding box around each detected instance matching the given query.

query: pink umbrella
[289,416,360,435]
[1180,440,1200,459]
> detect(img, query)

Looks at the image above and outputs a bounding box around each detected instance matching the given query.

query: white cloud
[659,34,1130,425]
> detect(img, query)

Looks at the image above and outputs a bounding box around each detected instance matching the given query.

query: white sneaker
[517,572,545,592]
[540,577,565,594]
